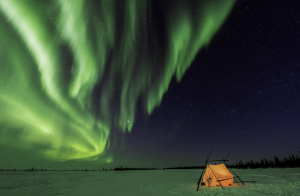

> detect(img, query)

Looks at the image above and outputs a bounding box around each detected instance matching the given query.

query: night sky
[0,0,299,170]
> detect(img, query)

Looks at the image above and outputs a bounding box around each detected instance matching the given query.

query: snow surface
[1,168,300,195]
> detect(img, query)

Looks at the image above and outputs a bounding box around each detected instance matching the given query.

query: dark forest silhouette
[164,154,300,170]
[1,153,300,171]
[228,154,300,169]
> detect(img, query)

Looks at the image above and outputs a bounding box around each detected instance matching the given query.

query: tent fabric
[203,163,234,187]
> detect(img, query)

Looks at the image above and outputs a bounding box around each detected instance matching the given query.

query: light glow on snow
[0,168,299,195]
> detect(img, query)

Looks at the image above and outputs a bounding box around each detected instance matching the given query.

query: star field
[0,0,299,169]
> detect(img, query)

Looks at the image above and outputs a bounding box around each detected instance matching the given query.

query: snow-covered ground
[1,168,300,195]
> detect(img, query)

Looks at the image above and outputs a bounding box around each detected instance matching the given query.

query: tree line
[114,166,157,171]
[1,154,300,171]
[227,154,300,169]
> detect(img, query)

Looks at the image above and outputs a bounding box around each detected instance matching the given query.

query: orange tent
[203,163,234,187]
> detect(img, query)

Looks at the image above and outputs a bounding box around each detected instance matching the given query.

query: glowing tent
[202,163,234,187]
[196,149,246,191]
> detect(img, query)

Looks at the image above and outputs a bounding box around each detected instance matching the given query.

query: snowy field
[1,168,300,195]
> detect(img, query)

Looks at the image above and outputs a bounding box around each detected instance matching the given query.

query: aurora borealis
[1,0,300,170]
[0,0,235,163]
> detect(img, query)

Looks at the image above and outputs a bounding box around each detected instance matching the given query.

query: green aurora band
[0,0,236,162]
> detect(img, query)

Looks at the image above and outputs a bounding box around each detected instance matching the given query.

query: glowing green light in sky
[0,0,235,161]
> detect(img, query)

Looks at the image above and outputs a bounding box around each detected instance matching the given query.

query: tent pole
[207,165,223,188]
[228,168,245,185]
[222,151,237,183]
[222,151,245,185]
[197,147,213,191]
